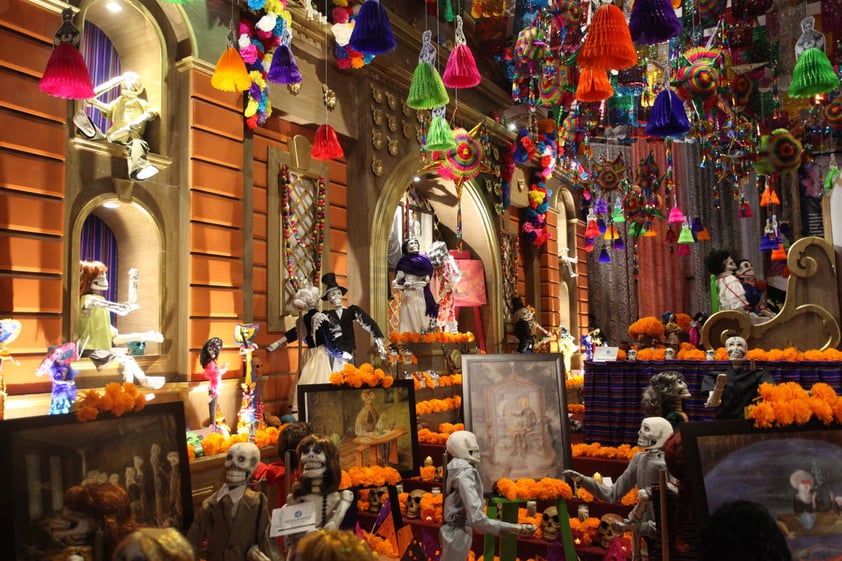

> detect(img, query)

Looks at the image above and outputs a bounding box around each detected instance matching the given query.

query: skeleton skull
[597,513,624,548]
[428,241,450,268]
[369,486,387,513]
[637,417,673,450]
[726,335,747,361]
[406,489,426,519]
[299,439,328,480]
[664,347,675,360]
[628,349,637,361]
[446,430,481,463]
[224,442,260,487]
[541,506,560,541]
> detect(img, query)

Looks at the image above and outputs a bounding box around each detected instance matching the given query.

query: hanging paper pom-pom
[575,68,614,102]
[267,28,302,85]
[311,124,344,160]
[349,0,397,56]
[598,248,612,263]
[645,89,690,138]
[758,129,803,174]
[425,107,457,152]
[578,5,638,71]
[788,48,841,98]
[212,47,252,92]
[38,8,95,100]
[441,127,483,181]
[731,73,753,108]
[442,16,481,89]
[825,97,842,131]
[407,31,449,110]
[628,0,682,46]
[668,205,685,224]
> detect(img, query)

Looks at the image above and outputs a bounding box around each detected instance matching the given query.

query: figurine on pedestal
[428,241,462,333]
[702,335,774,420]
[200,337,227,431]
[441,430,536,561]
[283,435,354,554]
[78,260,164,388]
[188,442,277,561]
[318,273,387,371]
[392,237,437,333]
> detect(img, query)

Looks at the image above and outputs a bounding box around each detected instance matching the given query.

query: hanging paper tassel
[578,5,638,71]
[677,243,691,255]
[771,244,787,261]
[212,47,252,91]
[268,28,302,85]
[696,227,711,241]
[349,0,397,56]
[645,89,690,138]
[668,205,685,224]
[442,16,481,89]
[311,124,344,160]
[425,107,457,152]
[628,0,682,45]
[438,0,455,22]
[575,69,614,102]
[598,248,612,263]
[677,222,695,243]
[407,31,450,110]
[613,236,626,250]
[584,210,601,238]
[788,48,840,98]
[38,8,95,99]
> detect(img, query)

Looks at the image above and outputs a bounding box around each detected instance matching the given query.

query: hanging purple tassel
[267,44,302,84]
[349,0,397,56]
[628,0,682,46]
[645,89,690,137]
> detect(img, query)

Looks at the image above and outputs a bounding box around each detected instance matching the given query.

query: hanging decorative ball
[764,128,803,173]
[825,97,842,131]
[441,128,483,181]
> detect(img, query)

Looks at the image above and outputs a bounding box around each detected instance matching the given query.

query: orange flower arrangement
[675,313,692,332]
[420,491,444,523]
[72,382,147,422]
[627,316,665,341]
[622,346,842,362]
[495,478,573,501]
[416,396,462,415]
[418,423,465,445]
[188,427,280,462]
[420,466,437,481]
[568,517,602,546]
[516,508,541,538]
[329,363,394,388]
[568,404,585,414]
[389,331,476,344]
[571,442,643,460]
[363,531,398,557]
[566,372,584,389]
[341,465,402,488]
[575,484,638,506]
[747,381,842,428]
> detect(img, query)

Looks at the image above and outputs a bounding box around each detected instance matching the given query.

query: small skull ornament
[541,506,560,541]
[628,349,637,361]
[369,486,386,513]
[597,513,624,548]
[664,347,675,360]
[224,442,260,487]
[406,489,426,519]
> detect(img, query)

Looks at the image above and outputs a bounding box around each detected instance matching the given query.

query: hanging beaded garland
[280,164,327,290]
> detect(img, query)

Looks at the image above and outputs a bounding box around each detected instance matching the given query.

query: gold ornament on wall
[401,100,413,117]
[385,91,398,111]
[371,83,384,104]
[287,83,301,95]
[387,114,398,132]
[387,136,399,156]
[371,104,384,126]
[322,84,337,111]
[402,121,413,139]
[372,129,384,150]
[371,155,383,176]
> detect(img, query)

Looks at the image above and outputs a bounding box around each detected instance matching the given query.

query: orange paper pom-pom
[578,5,638,70]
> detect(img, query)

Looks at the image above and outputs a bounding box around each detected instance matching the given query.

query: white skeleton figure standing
[428,241,462,333]
[441,431,536,561]
[564,417,675,559]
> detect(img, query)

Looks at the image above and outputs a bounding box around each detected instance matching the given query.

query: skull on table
[598,513,625,548]
[406,489,426,519]
[369,486,387,513]
[541,506,560,541]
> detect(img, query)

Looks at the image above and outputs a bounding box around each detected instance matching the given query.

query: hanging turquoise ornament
[407,30,449,110]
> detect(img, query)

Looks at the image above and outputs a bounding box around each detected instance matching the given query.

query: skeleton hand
[705,374,727,407]
[563,469,584,485]
[516,523,537,536]
[246,545,271,561]
[374,338,388,358]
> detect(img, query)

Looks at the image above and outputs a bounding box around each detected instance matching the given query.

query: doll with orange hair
[78,260,165,388]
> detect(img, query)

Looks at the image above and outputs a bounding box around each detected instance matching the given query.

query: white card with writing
[270,501,317,537]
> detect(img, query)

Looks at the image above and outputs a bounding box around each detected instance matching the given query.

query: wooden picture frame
[461,354,572,490]
[681,419,842,559]
[0,401,192,561]
[297,380,419,478]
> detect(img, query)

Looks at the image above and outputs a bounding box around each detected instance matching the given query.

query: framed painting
[297,380,419,478]
[0,401,192,561]
[461,354,572,490]
[681,419,842,560]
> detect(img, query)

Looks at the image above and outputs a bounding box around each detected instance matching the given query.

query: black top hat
[321,272,348,300]
[511,297,526,314]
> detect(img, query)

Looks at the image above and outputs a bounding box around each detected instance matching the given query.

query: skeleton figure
[392,237,437,333]
[200,337,227,430]
[441,431,536,561]
[541,506,560,541]
[642,371,691,431]
[702,335,774,420]
[284,435,354,553]
[428,241,462,333]
[188,442,277,561]
[564,417,674,550]
[406,489,426,519]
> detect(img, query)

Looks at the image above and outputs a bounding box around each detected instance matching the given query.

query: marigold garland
[420,466,437,481]
[494,477,573,501]
[413,373,462,390]
[329,363,394,388]
[420,491,444,523]
[572,442,643,460]
[72,382,146,422]
[622,346,842,361]
[363,531,399,557]
[416,396,462,415]
[747,381,842,428]
[389,331,476,344]
[418,423,465,445]
[568,404,585,414]
[341,465,402,488]
[187,426,280,462]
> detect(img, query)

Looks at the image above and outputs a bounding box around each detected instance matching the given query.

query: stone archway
[370,154,504,351]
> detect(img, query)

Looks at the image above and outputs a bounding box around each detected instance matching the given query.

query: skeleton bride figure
[283,435,354,554]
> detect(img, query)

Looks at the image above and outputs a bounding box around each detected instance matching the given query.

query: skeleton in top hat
[315,273,387,371]
[511,297,551,353]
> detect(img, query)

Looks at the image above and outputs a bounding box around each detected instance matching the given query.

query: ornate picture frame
[461,354,572,490]
[0,401,192,561]
[681,419,842,559]
[297,380,419,478]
